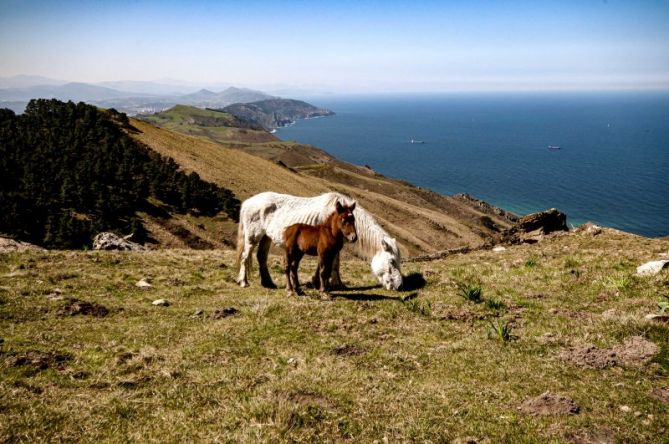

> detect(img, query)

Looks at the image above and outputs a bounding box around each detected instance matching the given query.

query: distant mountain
[0,75,67,89]
[0,77,316,118]
[179,87,273,108]
[222,98,335,130]
[96,80,199,96]
[0,82,138,102]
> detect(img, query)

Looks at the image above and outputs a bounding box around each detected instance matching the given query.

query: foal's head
[332,201,357,243]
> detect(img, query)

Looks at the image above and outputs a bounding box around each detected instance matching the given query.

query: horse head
[334,201,357,243]
[371,236,403,290]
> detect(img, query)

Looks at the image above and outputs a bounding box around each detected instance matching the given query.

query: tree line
[0,99,240,249]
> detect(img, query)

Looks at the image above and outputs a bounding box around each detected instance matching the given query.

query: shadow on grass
[332,292,418,302]
[401,273,427,291]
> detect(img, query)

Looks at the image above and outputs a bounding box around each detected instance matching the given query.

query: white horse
[236,191,403,291]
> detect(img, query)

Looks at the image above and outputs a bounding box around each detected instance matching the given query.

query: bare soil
[560,336,658,369]
[518,391,580,416]
[58,298,109,317]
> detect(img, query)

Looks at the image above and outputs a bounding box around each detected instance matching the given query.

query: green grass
[1,230,669,442]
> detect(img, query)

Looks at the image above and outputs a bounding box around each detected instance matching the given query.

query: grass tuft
[524,256,538,267]
[402,297,432,316]
[485,298,505,311]
[487,319,513,342]
[457,282,483,303]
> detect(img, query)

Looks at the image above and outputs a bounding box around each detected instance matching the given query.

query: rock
[518,391,580,416]
[574,222,603,236]
[152,299,169,307]
[136,278,152,289]
[644,313,669,323]
[287,357,298,366]
[492,246,507,252]
[0,236,46,253]
[636,260,669,276]
[619,405,631,413]
[501,208,568,244]
[92,232,145,251]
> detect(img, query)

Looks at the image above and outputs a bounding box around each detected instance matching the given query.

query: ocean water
[276,92,669,238]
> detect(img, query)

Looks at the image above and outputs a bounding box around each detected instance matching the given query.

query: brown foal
[283,201,357,296]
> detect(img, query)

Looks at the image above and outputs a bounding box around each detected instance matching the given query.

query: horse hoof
[286,290,295,297]
[239,281,249,288]
[296,289,306,296]
[261,281,278,289]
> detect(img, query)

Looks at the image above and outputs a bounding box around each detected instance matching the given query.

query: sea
[276,92,669,238]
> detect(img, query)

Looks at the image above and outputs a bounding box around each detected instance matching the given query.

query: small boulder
[574,222,603,236]
[136,278,152,289]
[492,246,507,252]
[152,299,169,307]
[0,236,46,253]
[636,260,669,277]
[93,232,145,251]
[501,208,568,244]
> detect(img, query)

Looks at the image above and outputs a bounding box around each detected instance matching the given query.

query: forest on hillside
[0,99,240,249]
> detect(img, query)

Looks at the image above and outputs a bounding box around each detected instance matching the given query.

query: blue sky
[1,0,668,92]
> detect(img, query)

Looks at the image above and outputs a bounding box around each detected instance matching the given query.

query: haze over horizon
[1,0,668,94]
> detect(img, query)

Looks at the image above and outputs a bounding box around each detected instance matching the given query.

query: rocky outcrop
[501,208,568,244]
[92,232,145,251]
[0,236,46,253]
[223,98,334,130]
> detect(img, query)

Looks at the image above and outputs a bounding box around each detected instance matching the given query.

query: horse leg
[328,252,347,290]
[285,251,294,296]
[293,253,304,295]
[319,255,333,298]
[237,235,256,288]
[257,235,277,289]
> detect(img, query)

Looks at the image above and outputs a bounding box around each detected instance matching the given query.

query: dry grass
[2,229,668,442]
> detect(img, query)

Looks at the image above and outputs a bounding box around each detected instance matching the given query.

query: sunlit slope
[130,117,515,256]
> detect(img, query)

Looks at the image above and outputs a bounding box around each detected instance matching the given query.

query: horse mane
[323,193,397,261]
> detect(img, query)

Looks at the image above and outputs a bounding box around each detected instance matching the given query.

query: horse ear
[349,201,356,211]
[336,201,344,213]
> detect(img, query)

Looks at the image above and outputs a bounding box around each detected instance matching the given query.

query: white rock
[136,279,152,289]
[644,313,669,323]
[636,260,669,276]
[619,405,631,413]
[152,299,169,307]
[492,246,507,252]
[287,357,298,366]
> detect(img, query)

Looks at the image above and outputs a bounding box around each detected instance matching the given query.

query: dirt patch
[211,307,239,319]
[560,336,658,369]
[4,350,71,372]
[650,387,669,405]
[612,336,658,365]
[560,345,618,369]
[58,298,109,317]
[518,391,579,416]
[568,427,616,444]
[331,344,366,357]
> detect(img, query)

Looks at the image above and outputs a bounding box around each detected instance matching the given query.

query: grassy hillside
[132,108,517,257]
[1,229,667,442]
[139,105,277,145]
